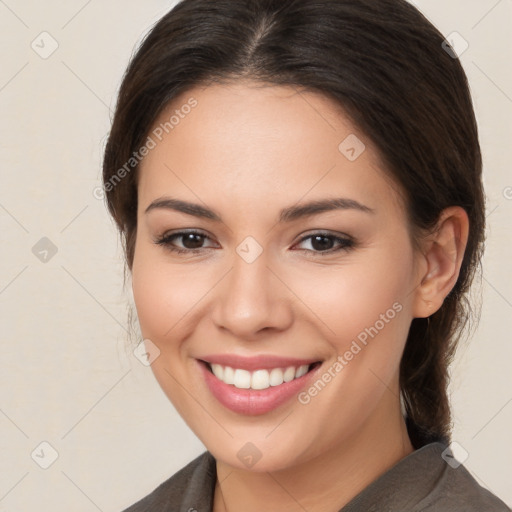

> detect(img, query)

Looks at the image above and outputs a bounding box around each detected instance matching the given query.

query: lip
[198,353,320,372]
[197,358,323,415]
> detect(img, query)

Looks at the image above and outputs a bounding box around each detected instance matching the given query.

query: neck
[213,397,414,512]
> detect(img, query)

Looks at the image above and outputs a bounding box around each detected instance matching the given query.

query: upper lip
[198,354,321,372]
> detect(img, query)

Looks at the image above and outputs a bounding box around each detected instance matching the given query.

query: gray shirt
[121,442,510,511]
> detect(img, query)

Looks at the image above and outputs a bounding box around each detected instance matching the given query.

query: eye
[153,230,355,256]
[154,230,216,254]
[292,232,355,255]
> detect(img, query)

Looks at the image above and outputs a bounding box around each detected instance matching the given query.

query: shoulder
[341,441,510,512]
[414,445,510,512]
[119,451,216,512]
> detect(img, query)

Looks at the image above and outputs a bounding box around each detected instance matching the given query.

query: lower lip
[197,360,322,415]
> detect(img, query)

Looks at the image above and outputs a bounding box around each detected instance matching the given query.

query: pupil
[183,233,204,249]
[312,235,332,251]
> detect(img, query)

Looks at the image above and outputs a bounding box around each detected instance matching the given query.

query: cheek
[290,248,413,424]
[131,244,208,342]
[290,241,414,348]
[131,249,204,415]
[131,263,169,341]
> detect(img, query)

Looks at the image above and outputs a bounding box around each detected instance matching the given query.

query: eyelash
[153,230,355,256]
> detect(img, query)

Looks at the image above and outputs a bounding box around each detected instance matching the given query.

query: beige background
[0,0,511,510]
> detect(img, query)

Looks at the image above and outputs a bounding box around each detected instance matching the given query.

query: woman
[102,0,510,510]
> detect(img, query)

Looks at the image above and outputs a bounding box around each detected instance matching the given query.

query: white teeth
[208,363,312,390]
[233,369,252,388]
[251,369,270,390]
[223,365,235,384]
[211,364,224,380]
[295,364,309,378]
[283,366,296,382]
[269,368,284,386]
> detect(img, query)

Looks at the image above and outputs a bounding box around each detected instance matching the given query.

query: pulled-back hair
[102,0,485,446]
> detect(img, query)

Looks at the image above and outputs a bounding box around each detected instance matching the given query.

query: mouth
[196,358,324,415]
[200,360,322,390]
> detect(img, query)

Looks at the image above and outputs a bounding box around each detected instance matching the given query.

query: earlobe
[412,206,469,319]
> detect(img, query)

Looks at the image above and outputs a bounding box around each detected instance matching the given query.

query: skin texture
[131,81,469,512]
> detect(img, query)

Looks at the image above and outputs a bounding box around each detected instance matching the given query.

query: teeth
[209,363,311,390]
[211,364,223,380]
[223,365,235,384]
[251,369,270,390]
[269,368,284,386]
[296,365,309,378]
[283,366,296,382]
[234,369,251,389]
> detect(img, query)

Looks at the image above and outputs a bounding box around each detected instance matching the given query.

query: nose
[211,247,293,340]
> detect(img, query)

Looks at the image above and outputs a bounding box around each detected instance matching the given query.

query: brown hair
[102,0,485,447]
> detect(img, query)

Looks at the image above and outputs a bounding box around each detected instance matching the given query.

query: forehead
[137,81,405,220]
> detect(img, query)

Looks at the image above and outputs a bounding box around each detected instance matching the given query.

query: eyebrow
[144,196,375,222]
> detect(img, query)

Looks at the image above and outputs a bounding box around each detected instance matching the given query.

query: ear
[412,206,469,319]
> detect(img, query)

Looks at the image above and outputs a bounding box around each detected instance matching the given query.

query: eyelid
[154,229,217,249]
[154,228,355,256]
[293,231,355,254]
[294,229,354,244]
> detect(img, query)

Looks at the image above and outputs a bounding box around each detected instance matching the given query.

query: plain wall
[1,1,511,510]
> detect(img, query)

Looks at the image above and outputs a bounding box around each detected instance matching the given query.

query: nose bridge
[212,239,291,336]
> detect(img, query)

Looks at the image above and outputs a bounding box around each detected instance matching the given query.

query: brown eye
[154,230,216,254]
[177,232,207,249]
[294,233,355,255]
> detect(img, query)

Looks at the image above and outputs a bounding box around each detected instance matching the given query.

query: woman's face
[132,81,425,472]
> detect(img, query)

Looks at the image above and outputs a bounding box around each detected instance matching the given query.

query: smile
[208,362,317,390]
[197,356,323,415]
